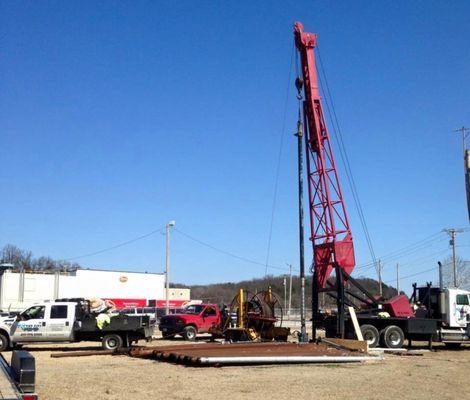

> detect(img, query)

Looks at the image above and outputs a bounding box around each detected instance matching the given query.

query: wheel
[102,334,123,350]
[444,342,462,349]
[0,333,9,352]
[182,326,197,341]
[381,325,405,349]
[360,324,380,348]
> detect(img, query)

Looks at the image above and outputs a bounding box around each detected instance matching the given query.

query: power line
[316,46,378,274]
[395,248,449,269]
[384,265,438,284]
[356,228,469,272]
[174,228,288,271]
[264,43,295,276]
[356,247,449,275]
[64,226,166,261]
[355,232,446,271]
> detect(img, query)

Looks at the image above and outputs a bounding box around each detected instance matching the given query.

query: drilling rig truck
[293,21,470,349]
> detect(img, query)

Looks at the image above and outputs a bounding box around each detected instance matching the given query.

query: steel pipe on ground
[197,355,383,365]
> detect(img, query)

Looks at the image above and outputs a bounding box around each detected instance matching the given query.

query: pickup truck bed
[78,314,151,332]
[75,314,153,346]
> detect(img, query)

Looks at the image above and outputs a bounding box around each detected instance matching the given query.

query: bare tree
[441,255,470,289]
[1,244,81,272]
[1,244,33,270]
[32,256,57,271]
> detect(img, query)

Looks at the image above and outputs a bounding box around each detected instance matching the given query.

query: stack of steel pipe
[128,342,382,366]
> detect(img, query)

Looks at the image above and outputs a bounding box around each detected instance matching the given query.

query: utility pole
[377,259,383,297]
[444,228,464,287]
[454,127,470,222]
[286,263,292,319]
[283,275,287,316]
[165,220,176,315]
[295,76,307,343]
[454,126,469,156]
[438,261,443,289]
[396,263,400,294]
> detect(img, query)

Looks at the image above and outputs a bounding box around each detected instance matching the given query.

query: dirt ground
[4,337,470,400]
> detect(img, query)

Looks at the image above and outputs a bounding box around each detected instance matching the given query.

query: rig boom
[294,21,356,337]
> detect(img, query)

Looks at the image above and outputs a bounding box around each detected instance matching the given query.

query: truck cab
[444,288,470,328]
[0,302,76,350]
[159,304,221,341]
[0,299,154,351]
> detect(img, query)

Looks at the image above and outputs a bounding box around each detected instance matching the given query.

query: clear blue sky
[1,1,469,292]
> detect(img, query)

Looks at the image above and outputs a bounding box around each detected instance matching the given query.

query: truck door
[11,305,48,342]
[200,306,219,332]
[47,304,74,341]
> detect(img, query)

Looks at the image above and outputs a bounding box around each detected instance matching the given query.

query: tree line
[177,256,470,308]
[175,274,399,309]
[0,244,80,272]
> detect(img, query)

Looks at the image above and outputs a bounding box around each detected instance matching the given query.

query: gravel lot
[4,338,469,400]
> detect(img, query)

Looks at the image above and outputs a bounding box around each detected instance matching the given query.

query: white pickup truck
[0,299,154,351]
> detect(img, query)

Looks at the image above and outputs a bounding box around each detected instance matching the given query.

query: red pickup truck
[158,304,222,340]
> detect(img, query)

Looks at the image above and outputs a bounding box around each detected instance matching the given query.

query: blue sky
[1,1,469,292]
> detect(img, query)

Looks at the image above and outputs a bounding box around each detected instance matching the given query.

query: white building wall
[23,274,55,302]
[0,269,166,311]
[58,269,165,300]
[2,273,21,310]
[1,272,56,310]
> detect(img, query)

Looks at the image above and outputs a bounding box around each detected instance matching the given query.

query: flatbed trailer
[322,283,470,349]
[325,315,438,348]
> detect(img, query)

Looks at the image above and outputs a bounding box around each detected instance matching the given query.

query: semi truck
[0,299,154,351]
[324,283,470,349]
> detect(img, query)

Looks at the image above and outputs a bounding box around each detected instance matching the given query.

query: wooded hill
[175,274,399,308]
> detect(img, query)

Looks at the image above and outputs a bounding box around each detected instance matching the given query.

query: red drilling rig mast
[294,22,357,339]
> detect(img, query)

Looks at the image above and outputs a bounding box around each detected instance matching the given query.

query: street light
[165,220,176,315]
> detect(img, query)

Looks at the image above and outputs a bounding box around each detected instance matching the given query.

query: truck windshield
[183,305,205,314]
[456,294,469,305]
[21,306,45,320]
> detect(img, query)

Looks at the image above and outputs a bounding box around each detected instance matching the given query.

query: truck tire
[0,333,9,352]
[381,325,405,349]
[182,326,197,341]
[102,334,123,350]
[360,324,380,348]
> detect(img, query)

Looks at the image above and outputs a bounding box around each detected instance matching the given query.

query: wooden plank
[322,338,368,353]
[50,350,116,358]
[348,306,363,341]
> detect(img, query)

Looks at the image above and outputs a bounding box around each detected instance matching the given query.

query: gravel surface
[4,338,469,400]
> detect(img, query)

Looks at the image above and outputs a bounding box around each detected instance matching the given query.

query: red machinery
[293,22,386,338]
[293,23,462,349]
[294,22,355,289]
